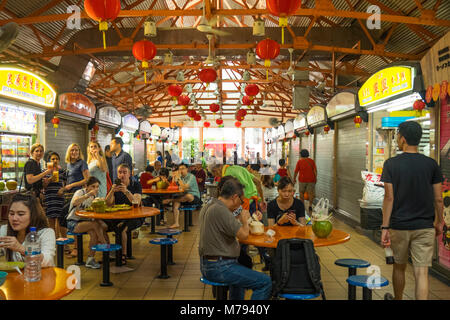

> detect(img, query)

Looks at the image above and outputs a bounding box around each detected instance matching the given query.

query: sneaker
[85,257,101,269]
[132,229,139,239]
[384,293,394,300]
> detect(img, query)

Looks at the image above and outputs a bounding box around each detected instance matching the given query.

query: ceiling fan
[197,0,231,37]
[0,22,19,53]
[282,48,295,80]
[204,34,220,66]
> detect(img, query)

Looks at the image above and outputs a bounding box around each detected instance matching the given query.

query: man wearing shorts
[293,149,317,213]
[381,121,444,300]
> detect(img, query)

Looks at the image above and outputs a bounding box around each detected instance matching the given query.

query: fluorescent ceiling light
[366,92,423,113]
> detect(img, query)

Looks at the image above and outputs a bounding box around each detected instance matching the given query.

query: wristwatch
[380,226,390,230]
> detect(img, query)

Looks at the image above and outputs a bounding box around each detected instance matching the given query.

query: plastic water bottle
[24,227,41,282]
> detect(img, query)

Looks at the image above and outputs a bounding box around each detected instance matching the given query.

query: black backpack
[271,238,326,299]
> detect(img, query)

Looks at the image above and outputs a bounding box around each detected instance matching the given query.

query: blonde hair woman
[87,141,108,198]
[59,143,89,195]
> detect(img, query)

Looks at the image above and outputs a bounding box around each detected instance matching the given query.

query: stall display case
[0,134,31,181]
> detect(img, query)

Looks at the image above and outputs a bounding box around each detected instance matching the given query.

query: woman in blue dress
[87,141,108,198]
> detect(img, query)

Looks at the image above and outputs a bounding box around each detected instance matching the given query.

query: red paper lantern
[216,118,223,125]
[168,85,183,100]
[242,96,253,106]
[237,109,247,118]
[187,109,197,118]
[266,0,302,44]
[256,39,280,80]
[244,84,259,99]
[93,124,99,132]
[119,131,124,137]
[324,125,330,134]
[51,116,60,137]
[198,69,217,84]
[194,114,202,122]
[235,121,242,128]
[304,131,310,136]
[235,114,245,121]
[209,103,220,113]
[413,99,426,117]
[204,121,211,128]
[84,0,121,49]
[132,40,157,83]
[178,95,190,108]
[354,116,362,128]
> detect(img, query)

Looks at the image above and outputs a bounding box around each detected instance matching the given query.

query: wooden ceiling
[1,0,449,125]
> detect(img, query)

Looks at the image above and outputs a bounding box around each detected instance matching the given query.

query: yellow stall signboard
[358,66,413,107]
[0,67,56,108]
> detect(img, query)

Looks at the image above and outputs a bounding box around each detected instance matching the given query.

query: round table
[76,207,160,266]
[0,267,75,300]
[239,225,351,248]
[142,188,184,229]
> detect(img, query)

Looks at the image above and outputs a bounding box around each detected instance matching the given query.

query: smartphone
[114,178,122,185]
[232,206,243,217]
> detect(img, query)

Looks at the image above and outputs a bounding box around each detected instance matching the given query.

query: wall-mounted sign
[277,126,285,140]
[307,106,326,126]
[326,92,356,119]
[284,119,294,138]
[97,106,121,127]
[421,31,450,87]
[358,66,414,107]
[139,120,151,133]
[293,114,307,130]
[0,67,56,108]
[151,124,161,137]
[122,114,139,131]
[58,93,95,118]
[161,128,171,140]
[0,102,37,134]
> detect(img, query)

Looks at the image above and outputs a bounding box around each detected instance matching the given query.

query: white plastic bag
[312,198,331,221]
[361,171,384,205]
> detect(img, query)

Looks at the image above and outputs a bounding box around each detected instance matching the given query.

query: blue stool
[157,228,182,265]
[56,238,75,269]
[279,293,320,300]
[335,258,371,300]
[150,238,178,279]
[346,275,389,300]
[67,231,87,266]
[91,244,122,287]
[200,277,229,300]
[180,205,198,232]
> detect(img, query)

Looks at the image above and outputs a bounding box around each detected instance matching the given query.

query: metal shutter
[289,138,299,178]
[133,139,145,174]
[45,119,87,168]
[96,126,114,152]
[336,118,367,223]
[314,127,334,205]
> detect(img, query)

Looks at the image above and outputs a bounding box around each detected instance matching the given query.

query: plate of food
[85,207,94,212]
[113,205,131,211]
[0,261,25,271]
[105,207,120,212]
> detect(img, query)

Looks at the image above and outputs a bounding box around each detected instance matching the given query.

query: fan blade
[209,28,231,37]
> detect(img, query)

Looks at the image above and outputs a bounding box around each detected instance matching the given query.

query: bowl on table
[0,271,8,286]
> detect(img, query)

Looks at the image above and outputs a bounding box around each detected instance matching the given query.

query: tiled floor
[61,212,449,300]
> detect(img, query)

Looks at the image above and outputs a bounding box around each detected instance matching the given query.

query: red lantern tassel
[99,21,108,50]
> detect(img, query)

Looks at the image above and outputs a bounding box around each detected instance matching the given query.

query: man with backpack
[199,176,272,300]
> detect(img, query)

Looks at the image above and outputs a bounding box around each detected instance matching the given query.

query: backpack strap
[272,239,291,297]
[303,240,322,293]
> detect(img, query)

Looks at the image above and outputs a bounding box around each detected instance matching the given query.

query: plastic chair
[279,293,321,300]
[346,275,389,300]
[56,238,74,269]
[67,231,87,266]
[157,228,182,265]
[179,205,198,232]
[200,277,229,300]
[91,244,122,287]
[150,238,178,279]
[335,258,371,300]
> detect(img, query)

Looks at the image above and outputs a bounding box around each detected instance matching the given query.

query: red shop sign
[58,93,96,118]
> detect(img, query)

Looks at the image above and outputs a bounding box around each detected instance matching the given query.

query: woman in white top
[66,176,107,269]
[0,193,55,267]
[87,141,108,198]
[261,175,278,226]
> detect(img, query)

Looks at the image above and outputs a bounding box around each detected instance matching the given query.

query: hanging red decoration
[244,84,260,100]
[304,131,310,136]
[235,121,242,128]
[236,109,247,118]
[256,39,280,80]
[93,124,99,132]
[266,0,302,44]
[84,0,121,49]
[425,85,433,104]
[216,118,224,125]
[132,40,157,84]
[413,99,426,117]
[198,68,217,86]
[324,125,330,134]
[194,114,202,122]
[236,114,245,121]
[187,109,197,118]
[354,116,362,128]
[204,121,211,128]
[51,116,60,137]
[242,95,253,106]
[209,103,220,113]
[168,85,183,100]
[119,131,124,137]
[178,95,190,109]
[441,80,448,100]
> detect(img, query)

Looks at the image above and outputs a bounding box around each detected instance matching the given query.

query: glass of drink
[52,170,59,182]
[47,162,53,170]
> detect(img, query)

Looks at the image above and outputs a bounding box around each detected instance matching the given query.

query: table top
[142,188,183,195]
[0,267,75,300]
[76,206,160,220]
[239,225,351,248]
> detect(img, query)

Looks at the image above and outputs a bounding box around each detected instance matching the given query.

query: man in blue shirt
[163,163,201,228]
[110,137,133,182]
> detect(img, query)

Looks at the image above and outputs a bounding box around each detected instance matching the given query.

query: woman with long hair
[58,143,90,196]
[87,141,108,198]
[23,143,53,198]
[0,193,56,267]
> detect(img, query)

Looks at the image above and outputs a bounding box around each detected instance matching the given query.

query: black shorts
[181,195,202,207]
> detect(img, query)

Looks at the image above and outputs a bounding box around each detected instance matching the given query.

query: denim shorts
[67,220,78,233]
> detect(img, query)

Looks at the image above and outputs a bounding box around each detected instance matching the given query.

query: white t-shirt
[67,188,95,221]
[262,186,278,202]
[0,225,56,267]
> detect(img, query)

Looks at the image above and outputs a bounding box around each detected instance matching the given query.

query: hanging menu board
[139,120,151,133]
[307,105,326,127]
[58,93,95,119]
[284,119,294,138]
[0,102,38,134]
[122,114,139,131]
[326,92,356,120]
[97,105,121,127]
[293,114,307,131]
